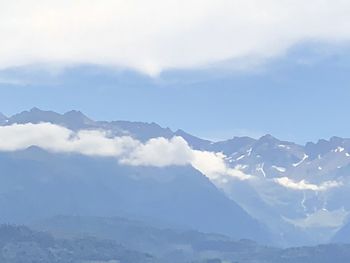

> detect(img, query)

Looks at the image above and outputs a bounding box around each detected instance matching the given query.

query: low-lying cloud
[274,177,342,192]
[0,123,251,181]
[0,123,138,156]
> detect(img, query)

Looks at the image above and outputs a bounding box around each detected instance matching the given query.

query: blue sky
[1,44,350,144]
[1,1,350,143]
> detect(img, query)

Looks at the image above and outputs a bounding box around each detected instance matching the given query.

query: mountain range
[0,108,350,246]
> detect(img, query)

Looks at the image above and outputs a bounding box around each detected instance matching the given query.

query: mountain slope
[0,147,269,243]
[0,112,7,124]
[332,220,350,243]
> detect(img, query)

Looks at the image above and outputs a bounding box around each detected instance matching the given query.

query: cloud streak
[274,177,342,192]
[1,1,350,75]
[0,123,251,181]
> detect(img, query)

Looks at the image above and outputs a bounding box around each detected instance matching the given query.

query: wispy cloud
[191,150,252,181]
[284,208,349,228]
[1,1,350,75]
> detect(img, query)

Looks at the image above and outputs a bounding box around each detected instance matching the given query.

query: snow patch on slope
[272,165,286,173]
[293,154,308,167]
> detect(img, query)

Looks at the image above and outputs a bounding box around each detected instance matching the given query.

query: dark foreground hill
[1,223,350,263]
[0,224,153,263]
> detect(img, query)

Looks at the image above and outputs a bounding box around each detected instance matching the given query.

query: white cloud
[191,150,252,181]
[121,137,252,180]
[120,136,193,167]
[1,0,350,75]
[0,123,250,180]
[274,177,343,192]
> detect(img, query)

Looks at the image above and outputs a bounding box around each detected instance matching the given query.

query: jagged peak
[63,110,93,121]
[329,136,347,145]
[174,129,212,147]
[6,108,95,129]
[258,134,280,143]
[174,129,191,136]
[8,107,62,123]
[0,112,7,119]
[29,107,42,112]
[230,136,256,142]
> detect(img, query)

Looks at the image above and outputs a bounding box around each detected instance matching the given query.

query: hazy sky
[1,1,350,143]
